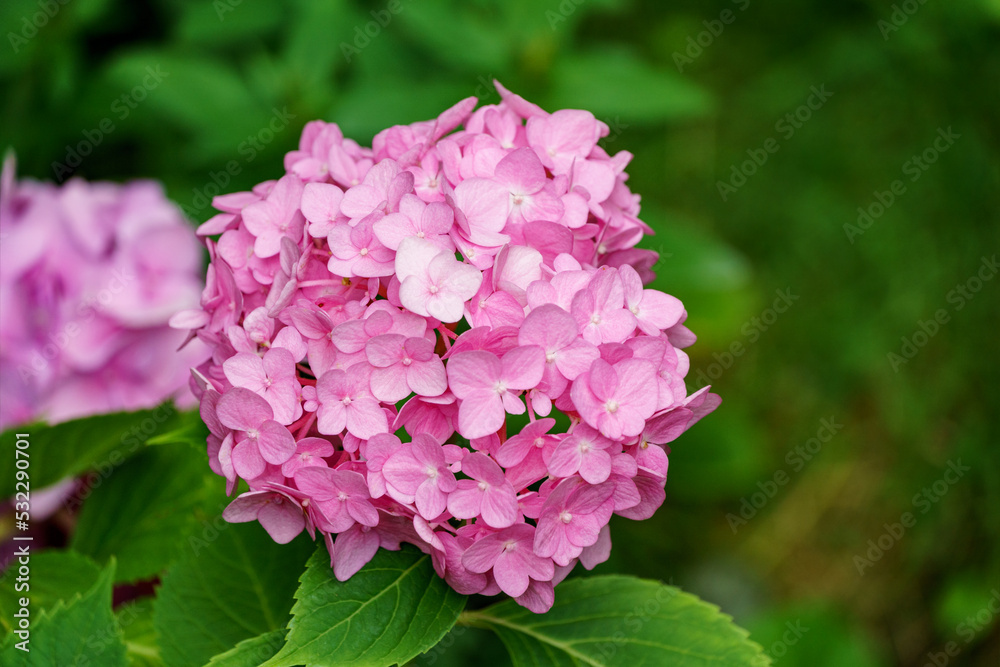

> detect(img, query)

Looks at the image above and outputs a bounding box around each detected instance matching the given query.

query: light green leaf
[0,549,101,635]
[154,522,314,667]
[262,544,466,667]
[0,558,127,667]
[70,444,222,583]
[117,597,163,667]
[0,403,183,497]
[204,630,285,667]
[461,575,770,667]
[548,49,713,123]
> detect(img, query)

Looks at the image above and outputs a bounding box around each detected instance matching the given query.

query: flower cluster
[0,155,206,430]
[178,83,719,612]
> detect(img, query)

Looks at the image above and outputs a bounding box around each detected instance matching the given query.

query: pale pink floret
[571,357,658,440]
[571,268,637,345]
[373,195,455,252]
[340,159,413,221]
[463,523,554,597]
[534,478,615,566]
[315,364,388,439]
[447,347,545,439]
[223,347,302,425]
[327,214,395,278]
[447,452,519,528]
[294,467,379,533]
[545,424,616,484]
[518,304,598,399]
[382,435,457,520]
[395,236,483,323]
[241,174,305,258]
[365,334,447,403]
[281,437,335,477]
[216,387,297,480]
[300,182,345,238]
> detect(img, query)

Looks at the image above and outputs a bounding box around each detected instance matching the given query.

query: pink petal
[257,421,297,464]
[257,500,306,544]
[447,483,483,520]
[216,387,273,431]
[345,398,389,439]
[448,351,500,396]
[500,345,545,390]
[332,525,380,581]
[481,486,518,529]
[457,391,505,440]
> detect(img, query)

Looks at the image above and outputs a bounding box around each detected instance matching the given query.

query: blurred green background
[2,0,999,665]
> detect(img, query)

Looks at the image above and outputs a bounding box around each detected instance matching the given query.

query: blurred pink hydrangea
[177,82,719,613]
[0,154,207,430]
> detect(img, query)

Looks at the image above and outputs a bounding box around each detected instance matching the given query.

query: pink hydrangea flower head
[179,84,719,613]
[0,155,206,430]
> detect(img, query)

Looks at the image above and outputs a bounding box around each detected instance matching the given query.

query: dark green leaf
[461,575,770,667]
[154,522,314,667]
[0,558,127,667]
[262,544,466,667]
[70,444,222,583]
[0,403,182,497]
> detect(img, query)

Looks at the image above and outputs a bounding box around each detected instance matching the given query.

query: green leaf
[70,444,222,583]
[0,550,101,635]
[0,558,127,667]
[154,522,314,667]
[204,630,286,667]
[461,575,770,667]
[0,403,183,497]
[548,49,713,124]
[145,409,210,448]
[262,544,466,667]
[117,597,163,667]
